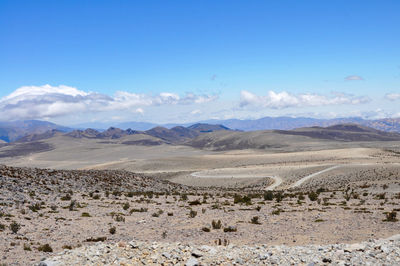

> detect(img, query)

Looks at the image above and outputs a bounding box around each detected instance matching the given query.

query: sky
[0,0,399,126]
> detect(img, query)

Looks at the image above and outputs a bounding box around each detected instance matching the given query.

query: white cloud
[240,90,370,109]
[190,109,202,115]
[345,75,364,81]
[385,93,400,101]
[0,84,218,121]
[135,108,144,114]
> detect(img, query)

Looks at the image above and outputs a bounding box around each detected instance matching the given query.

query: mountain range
[0,120,72,143]
[1,116,400,143]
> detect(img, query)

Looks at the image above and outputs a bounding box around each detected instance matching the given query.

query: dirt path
[290,165,341,188]
[190,170,282,190]
[265,175,283,190]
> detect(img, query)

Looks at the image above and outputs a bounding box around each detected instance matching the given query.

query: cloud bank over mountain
[0,84,397,123]
[0,85,217,120]
[239,90,370,109]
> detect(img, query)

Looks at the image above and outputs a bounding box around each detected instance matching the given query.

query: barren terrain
[0,127,400,265]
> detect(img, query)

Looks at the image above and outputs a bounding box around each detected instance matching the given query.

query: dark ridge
[16,129,62,143]
[274,123,400,142]
[121,139,165,146]
[188,123,230,133]
[0,142,53,158]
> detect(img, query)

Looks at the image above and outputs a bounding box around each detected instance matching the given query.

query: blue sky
[0,0,399,125]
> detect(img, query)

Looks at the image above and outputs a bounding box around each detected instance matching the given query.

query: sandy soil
[1,140,400,265]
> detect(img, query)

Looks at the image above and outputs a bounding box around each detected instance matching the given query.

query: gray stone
[191,249,203,258]
[185,257,199,266]
[38,261,58,266]
[128,240,139,249]
[162,252,172,259]
[258,253,270,260]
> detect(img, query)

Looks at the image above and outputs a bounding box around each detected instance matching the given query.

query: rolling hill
[0,120,72,142]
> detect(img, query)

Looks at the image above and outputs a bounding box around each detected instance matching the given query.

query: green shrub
[211,220,222,229]
[233,194,252,205]
[250,216,261,225]
[38,244,53,252]
[29,202,41,212]
[60,194,71,201]
[263,191,274,201]
[308,192,318,201]
[223,226,237,232]
[383,210,398,222]
[23,243,32,251]
[122,202,130,210]
[189,199,201,205]
[9,221,20,234]
[109,226,116,234]
[189,210,197,218]
[130,207,148,213]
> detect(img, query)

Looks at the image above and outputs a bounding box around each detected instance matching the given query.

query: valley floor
[0,146,400,265]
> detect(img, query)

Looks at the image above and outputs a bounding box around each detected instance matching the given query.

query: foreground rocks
[39,235,400,265]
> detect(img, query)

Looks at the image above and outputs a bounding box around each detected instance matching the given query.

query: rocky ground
[1,164,400,265]
[39,235,400,265]
[1,148,400,265]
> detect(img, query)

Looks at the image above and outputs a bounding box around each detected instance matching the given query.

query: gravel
[37,235,400,265]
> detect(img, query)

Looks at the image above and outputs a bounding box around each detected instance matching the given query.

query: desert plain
[0,126,400,265]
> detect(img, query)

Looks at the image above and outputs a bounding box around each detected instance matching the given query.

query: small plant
[202,227,211,232]
[28,202,41,212]
[255,206,261,211]
[85,237,107,242]
[250,216,261,225]
[275,192,284,202]
[215,238,229,246]
[126,191,135,197]
[9,221,21,234]
[167,212,174,216]
[114,214,125,222]
[23,243,32,251]
[152,212,160,217]
[122,202,130,210]
[189,210,197,218]
[60,194,71,201]
[383,210,398,222]
[314,219,325,222]
[81,212,91,217]
[263,191,274,201]
[38,244,53,252]
[68,200,77,211]
[211,220,222,229]
[180,194,188,201]
[112,190,122,197]
[109,226,116,234]
[308,192,318,201]
[377,193,386,200]
[233,194,252,205]
[130,207,148,213]
[189,199,201,205]
[62,245,73,250]
[272,209,281,215]
[223,226,237,232]
[162,231,167,239]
